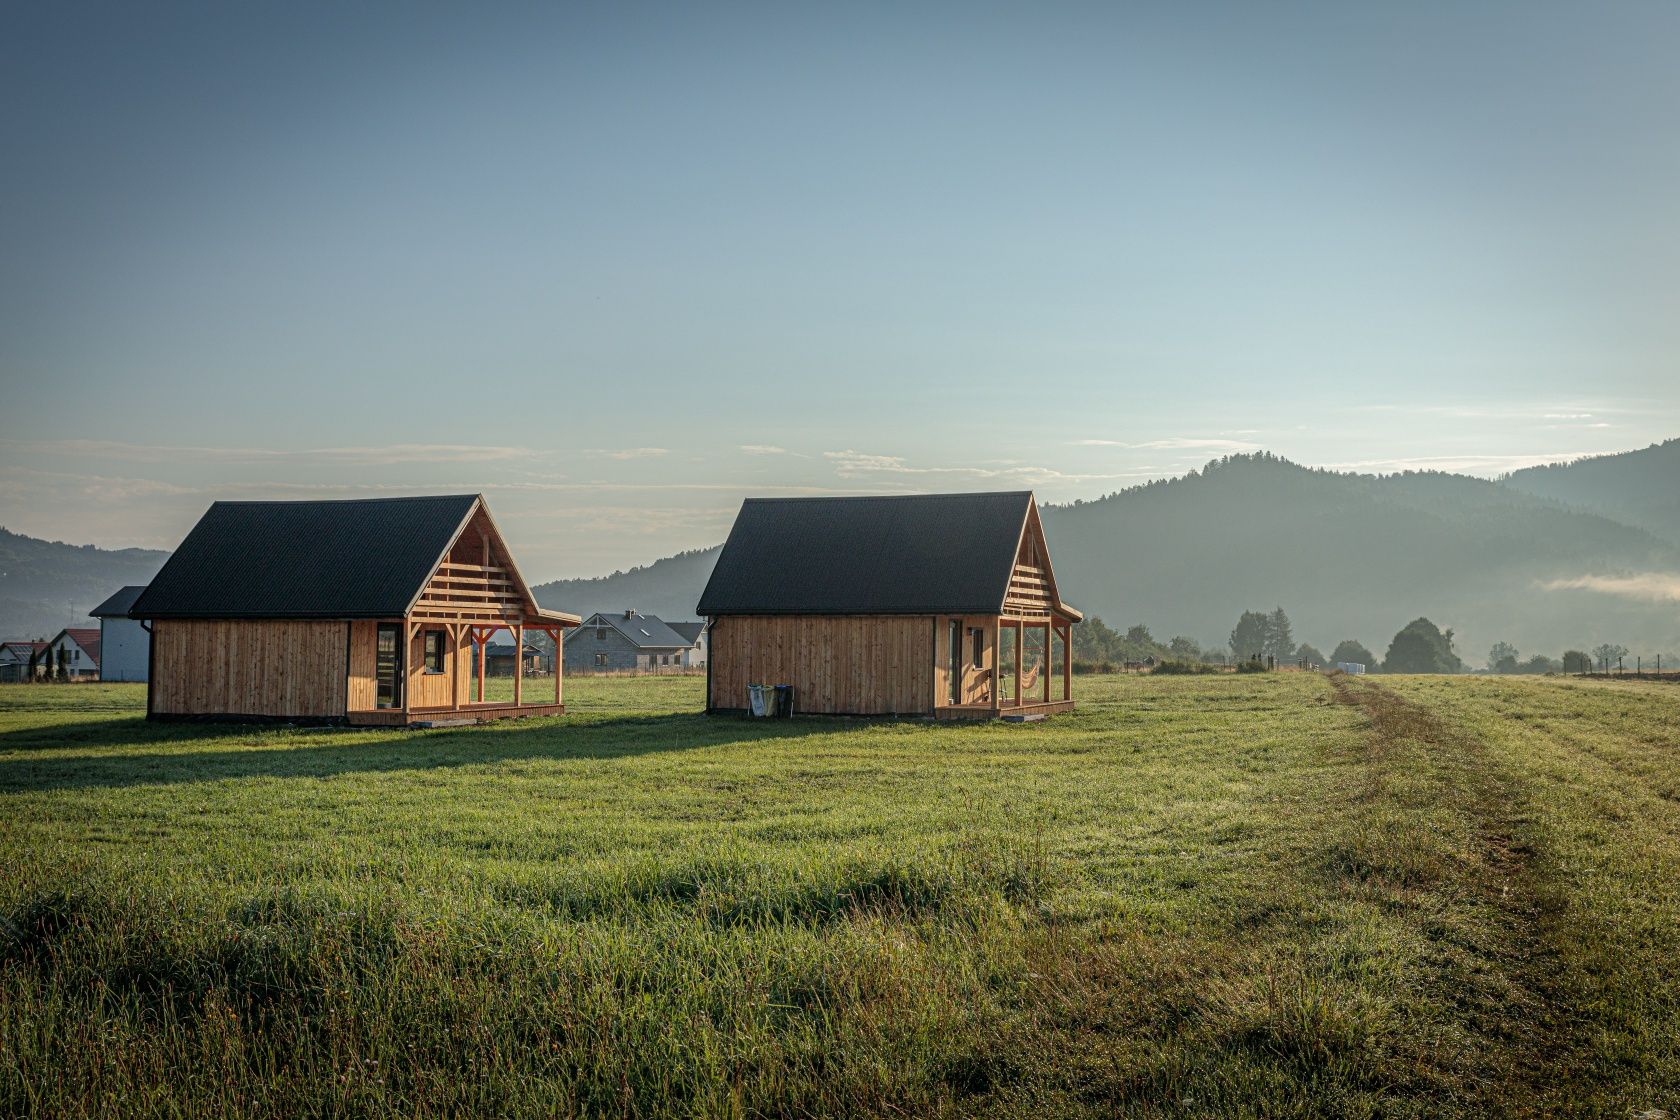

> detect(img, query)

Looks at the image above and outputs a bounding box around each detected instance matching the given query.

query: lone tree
[1330,639,1376,669]
[1561,649,1591,673]
[1487,641,1520,674]
[1591,643,1628,672]
[1229,611,1269,661]
[1295,642,1327,668]
[1383,618,1464,674]
[1264,607,1294,660]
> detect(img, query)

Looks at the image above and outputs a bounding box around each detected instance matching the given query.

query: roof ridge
[741,490,1033,504]
[208,493,481,507]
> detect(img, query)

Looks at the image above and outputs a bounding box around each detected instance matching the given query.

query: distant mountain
[0,528,169,639]
[8,443,1678,662]
[1039,454,1680,661]
[531,547,720,623]
[1503,439,1680,545]
[530,449,1680,662]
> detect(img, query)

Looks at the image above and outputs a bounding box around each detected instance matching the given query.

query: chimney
[623,609,636,619]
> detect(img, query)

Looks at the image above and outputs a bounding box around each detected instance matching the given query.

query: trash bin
[774,684,795,718]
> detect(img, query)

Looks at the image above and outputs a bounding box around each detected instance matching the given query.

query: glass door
[948,619,962,705]
[376,624,402,709]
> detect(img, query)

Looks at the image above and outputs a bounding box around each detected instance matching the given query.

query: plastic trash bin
[774,684,795,717]
[747,684,770,717]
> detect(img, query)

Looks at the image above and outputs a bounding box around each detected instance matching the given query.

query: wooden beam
[513,622,523,707]
[1014,620,1023,709]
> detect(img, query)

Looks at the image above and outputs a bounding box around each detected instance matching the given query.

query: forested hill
[535,450,1680,659]
[7,445,1678,659]
[1038,453,1680,660]
[0,528,169,639]
[531,547,721,623]
[1503,438,1680,545]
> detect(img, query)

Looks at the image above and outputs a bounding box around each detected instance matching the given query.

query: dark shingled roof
[572,612,695,650]
[666,621,705,644]
[130,495,481,619]
[697,492,1034,616]
[91,585,147,619]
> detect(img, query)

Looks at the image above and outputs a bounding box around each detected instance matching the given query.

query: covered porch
[935,613,1077,720]
[345,509,579,726]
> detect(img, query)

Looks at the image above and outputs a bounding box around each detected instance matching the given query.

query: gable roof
[667,621,705,644]
[697,491,1069,616]
[91,585,147,619]
[0,640,46,661]
[571,612,695,649]
[52,628,101,664]
[129,495,573,623]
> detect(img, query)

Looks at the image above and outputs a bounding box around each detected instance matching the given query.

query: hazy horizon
[4,3,1678,575]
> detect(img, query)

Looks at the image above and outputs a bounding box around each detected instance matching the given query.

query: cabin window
[595,652,609,668]
[595,627,606,640]
[376,624,402,709]
[423,630,446,674]
[970,628,983,669]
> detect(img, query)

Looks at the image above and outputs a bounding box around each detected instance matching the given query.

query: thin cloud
[581,447,670,460]
[0,438,544,466]
[824,450,1141,486]
[739,444,788,455]
[1539,573,1680,603]
[1071,437,1261,451]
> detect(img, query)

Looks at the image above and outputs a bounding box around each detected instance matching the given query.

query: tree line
[1073,606,1661,675]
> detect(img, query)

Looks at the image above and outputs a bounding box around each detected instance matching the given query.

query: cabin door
[376,623,403,709]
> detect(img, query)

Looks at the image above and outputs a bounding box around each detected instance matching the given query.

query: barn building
[91,585,150,682]
[697,491,1079,718]
[129,495,579,725]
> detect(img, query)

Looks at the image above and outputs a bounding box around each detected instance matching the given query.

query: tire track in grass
[1325,673,1584,1117]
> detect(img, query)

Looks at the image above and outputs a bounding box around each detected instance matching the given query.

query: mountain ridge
[5,443,1676,661]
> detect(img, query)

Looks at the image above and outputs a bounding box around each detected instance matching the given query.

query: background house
[0,640,46,683]
[668,621,706,667]
[482,640,550,676]
[90,585,149,682]
[563,611,698,672]
[42,627,101,680]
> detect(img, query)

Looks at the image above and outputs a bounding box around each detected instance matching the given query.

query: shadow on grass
[0,711,852,793]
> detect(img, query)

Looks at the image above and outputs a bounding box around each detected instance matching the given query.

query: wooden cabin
[697,491,1080,719]
[129,495,579,726]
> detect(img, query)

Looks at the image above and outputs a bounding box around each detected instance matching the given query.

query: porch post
[553,628,562,706]
[1042,622,1051,704]
[449,624,463,711]
[1061,620,1071,701]
[1014,620,1022,707]
[989,617,999,714]
[476,628,486,703]
[513,621,524,707]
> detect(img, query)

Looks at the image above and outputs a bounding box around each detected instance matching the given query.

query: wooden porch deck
[935,699,1076,721]
[346,702,566,728]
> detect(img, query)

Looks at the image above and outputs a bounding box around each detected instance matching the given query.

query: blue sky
[2,2,1676,576]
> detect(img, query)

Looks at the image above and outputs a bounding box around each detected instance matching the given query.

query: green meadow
[2,673,1677,1118]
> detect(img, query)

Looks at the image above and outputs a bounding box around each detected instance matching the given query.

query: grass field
[2,673,1677,1118]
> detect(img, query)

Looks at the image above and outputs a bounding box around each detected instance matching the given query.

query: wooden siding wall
[709,615,933,715]
[151,619,348,718]
[407,625,471,709]
[933,616,996,708]
[346,620,380,711]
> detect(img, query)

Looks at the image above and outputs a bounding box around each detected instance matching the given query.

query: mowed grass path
[1,673,1676,1118]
